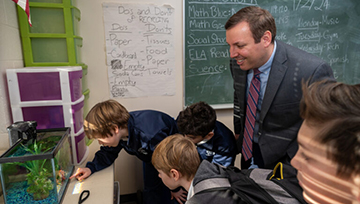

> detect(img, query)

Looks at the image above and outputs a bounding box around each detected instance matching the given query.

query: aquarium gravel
[5,180,58,204]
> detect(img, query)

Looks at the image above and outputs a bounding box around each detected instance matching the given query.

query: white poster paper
[103,3,175,98]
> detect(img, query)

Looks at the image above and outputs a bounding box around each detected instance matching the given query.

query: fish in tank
[0,128,74,204]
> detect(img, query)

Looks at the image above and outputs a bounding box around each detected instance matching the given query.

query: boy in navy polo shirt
[70,99,178,204]
[177,101,237,167]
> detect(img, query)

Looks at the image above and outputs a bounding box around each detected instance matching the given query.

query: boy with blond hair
[70,99,178,204]
[152,134,200,193]
[152,135,242,204]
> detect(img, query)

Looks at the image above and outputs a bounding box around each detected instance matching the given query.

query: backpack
[194,162,306,204]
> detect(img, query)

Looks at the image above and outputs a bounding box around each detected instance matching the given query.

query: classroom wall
[0,0,235,195]
[78,0,235,195]
[0,0,23,150]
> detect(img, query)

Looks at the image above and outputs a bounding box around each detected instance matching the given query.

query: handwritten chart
[103,3,175,98]
[184,0,360,107]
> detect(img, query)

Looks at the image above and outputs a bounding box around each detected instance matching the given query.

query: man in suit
[225,6,334,169]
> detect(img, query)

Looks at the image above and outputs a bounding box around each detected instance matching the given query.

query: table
[62,164,115,203]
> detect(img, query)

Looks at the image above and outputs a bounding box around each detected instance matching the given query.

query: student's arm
[212,121,237,167]
[212,153,234,167]
[86,144,123,174]
[148,127,177,153]
[70,144,122,181]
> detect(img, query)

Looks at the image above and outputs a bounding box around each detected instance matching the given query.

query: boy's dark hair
[84,99,130,139]
[225,6,276,43]
[300,79,360,177]
[177,101,216,137]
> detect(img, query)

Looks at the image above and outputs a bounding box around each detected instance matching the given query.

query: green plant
[26,168,53,200]
[15,141,54,200]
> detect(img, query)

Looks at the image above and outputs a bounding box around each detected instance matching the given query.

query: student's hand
[171,188,187,204]
[69,167,91,181]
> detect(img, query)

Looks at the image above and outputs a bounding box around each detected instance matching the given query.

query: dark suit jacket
[231,40,334,169]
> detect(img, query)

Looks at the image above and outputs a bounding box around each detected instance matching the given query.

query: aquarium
[0,128,74,204]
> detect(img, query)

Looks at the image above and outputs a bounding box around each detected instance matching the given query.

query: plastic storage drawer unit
[7,66,83,103]
[9,97,86,165]
[10,95,84,135]
[6,66,87,165]
[17,0,82,67]
[72,128,89,164]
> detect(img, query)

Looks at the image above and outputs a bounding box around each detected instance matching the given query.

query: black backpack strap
[225,166,279,204]
[268,163,307,204]
[250,168,302,204]
[192,164,306,204]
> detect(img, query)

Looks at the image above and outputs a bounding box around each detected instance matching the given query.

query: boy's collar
[196,139,208,145]
[187,180,195,200]
[196,129,214,145]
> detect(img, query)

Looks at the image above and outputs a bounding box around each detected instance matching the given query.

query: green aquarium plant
[15,141,54,200]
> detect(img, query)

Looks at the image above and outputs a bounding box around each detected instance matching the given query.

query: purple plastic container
[18,72,62,101]
[22,105,64,129]
[68,70,83,102]
[74,130,86,163]
[72,99,84,134]
[16,70,82,102]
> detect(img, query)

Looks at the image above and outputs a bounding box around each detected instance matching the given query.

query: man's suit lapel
[231,59,247,116]
[260,42,288,121]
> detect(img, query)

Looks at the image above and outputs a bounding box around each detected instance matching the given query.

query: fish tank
[0,128,74,204]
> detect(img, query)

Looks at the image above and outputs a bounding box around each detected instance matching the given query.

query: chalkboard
[184,0,360,108]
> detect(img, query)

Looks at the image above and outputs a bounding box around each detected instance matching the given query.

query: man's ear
[204,132,214,140]
[262,30,272,47]
[170,169,181,181]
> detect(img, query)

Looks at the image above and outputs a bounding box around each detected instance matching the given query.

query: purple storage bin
[19,96,84,134]
[22,105,65,129]
[18,72,62,101]
[72,99,84,134]
[69,70,83,102]
[15,68,82,103]
[74,130,86,164]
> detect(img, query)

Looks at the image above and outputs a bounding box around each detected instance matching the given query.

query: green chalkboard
[184,0,360,108]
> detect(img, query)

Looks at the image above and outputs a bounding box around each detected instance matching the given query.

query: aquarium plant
[15,141,54,200]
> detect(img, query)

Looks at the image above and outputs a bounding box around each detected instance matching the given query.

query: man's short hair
[225,6,276,43]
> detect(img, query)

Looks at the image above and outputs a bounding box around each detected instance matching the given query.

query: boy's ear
[170,169,181,181]
[114,126,119,134]
[204,132,214,140]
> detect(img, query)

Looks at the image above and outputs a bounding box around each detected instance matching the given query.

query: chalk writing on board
[184,0,360,107]
[103,3,175,98]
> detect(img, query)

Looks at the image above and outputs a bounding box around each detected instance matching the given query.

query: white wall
[0,0,24,150]
[77,0,235,195]
[0,0,236,195]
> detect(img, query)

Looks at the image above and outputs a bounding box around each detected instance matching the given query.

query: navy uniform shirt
[86,110,178,173]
